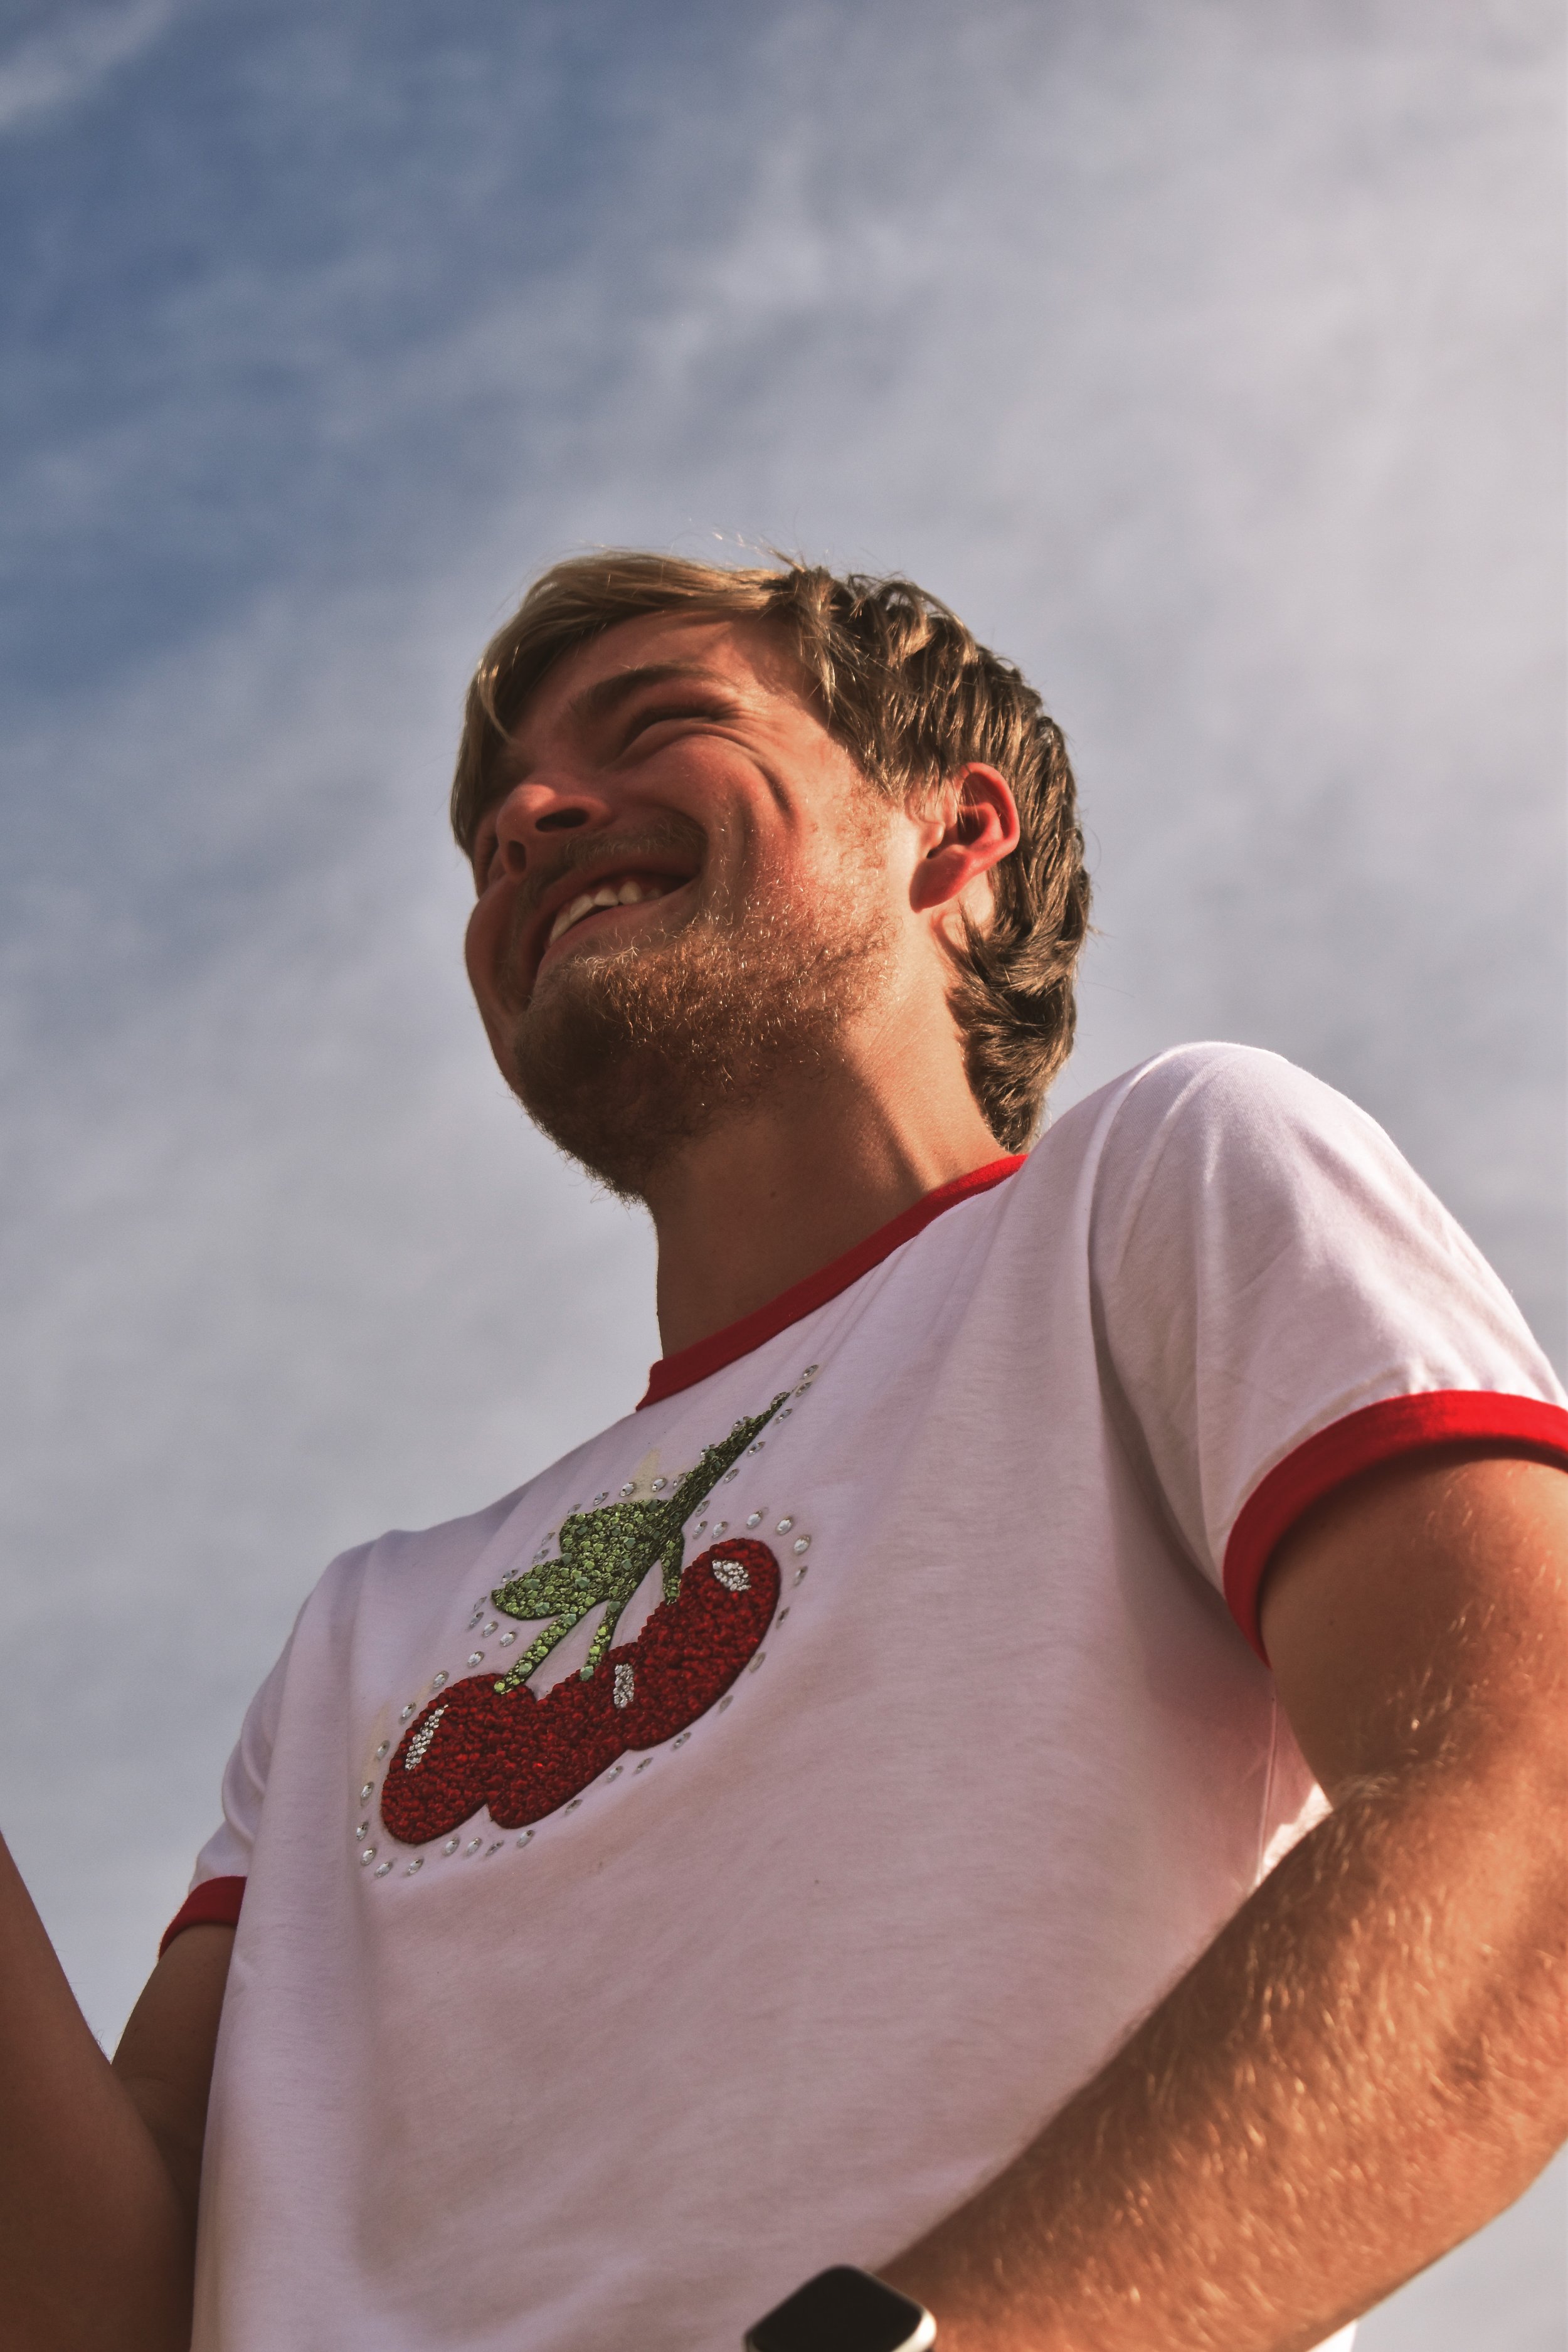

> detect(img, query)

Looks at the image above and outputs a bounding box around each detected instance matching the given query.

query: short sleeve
[159,1628,295,1954]
[1089,1044,1568,1658]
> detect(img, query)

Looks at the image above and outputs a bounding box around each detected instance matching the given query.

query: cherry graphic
[380,1540,779,1845]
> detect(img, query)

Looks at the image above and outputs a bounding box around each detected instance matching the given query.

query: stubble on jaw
[502,808,899,1203]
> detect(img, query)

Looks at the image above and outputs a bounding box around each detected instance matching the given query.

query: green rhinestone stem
[489,1393,790,1697]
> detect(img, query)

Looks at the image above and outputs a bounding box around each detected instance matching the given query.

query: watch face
[746,2266,935,2352]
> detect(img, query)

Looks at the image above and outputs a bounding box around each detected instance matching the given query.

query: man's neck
[642,1055,1007,1360]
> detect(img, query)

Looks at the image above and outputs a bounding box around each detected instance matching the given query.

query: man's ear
[908,764,1021,916]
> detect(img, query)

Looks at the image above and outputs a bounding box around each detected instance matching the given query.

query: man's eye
[625,702,724,743]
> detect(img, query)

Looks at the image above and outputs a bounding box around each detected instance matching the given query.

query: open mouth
[533,869,692,980]
[547,872,680,948]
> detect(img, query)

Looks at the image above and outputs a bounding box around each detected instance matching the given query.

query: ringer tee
[177,1044,1568,2352]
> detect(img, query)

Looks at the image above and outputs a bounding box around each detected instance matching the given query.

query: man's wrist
[744,2264,935,2351]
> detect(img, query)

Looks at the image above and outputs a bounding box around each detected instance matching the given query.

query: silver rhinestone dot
[565,1796,583,1812]
[406,1857,423,1875]
[400,1703,415,1721]
[778,1406,792,1419]
[354,1820,369,1839]
[635,1757,653,1773]
[672,1730,691,1748]
[485,1841,502,1857]
[717,1694,733,1712]
[792,1536,810,1555]
[747,1441,764,1454]
[696,1517,707,1530]
[374,1741,389,1759]
[359,1846,376,1865]
[359,1782,374,1802]
[605,1762,623,1780]
[593,1490,609,1505]
[620,1483,634,1496]
[803,1364,819,1378]
[723,1468,739,1483]
[651,1476,667,1491]
[431,1671,449,1690]
[464,1838,482,1856]
[499,1630,516,1646]
[746,1512,762,1527]
[776,1517,794,1533]
[467,1651,482,1666]
[793,1565,808,1584]
[775,1608,790,1625]
[373,1861,393,1878]
[482,1620,497,1635]
[748,1651,766,1673]
[712,1520,728,1534]
[516,1830,534,1848]
[442,1836,459,1855]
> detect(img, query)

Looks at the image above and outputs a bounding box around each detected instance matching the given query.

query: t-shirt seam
[640,1160,1028,1407]
[1088,1046,1269,1589]
[1093,1042,1267,1295]
[1256,1690,1285,1882]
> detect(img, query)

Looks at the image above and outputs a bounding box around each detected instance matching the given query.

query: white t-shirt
[179,1045,1568,2352]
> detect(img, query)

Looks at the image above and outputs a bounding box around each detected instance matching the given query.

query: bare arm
[0,1834,231,2352]
[883,1451,1568,2350]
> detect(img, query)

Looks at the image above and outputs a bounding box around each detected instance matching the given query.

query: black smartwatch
[744,2265,936,2352]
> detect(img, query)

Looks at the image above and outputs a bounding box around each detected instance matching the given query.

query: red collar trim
[637,1154,1027,1409]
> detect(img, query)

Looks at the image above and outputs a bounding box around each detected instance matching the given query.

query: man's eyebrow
[566,662,739,728]
[479,664,739,821]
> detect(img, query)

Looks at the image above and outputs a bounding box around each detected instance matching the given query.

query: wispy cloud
[0,0,178,135]
[2,6,1564,2329]
[1,0,1560,2091]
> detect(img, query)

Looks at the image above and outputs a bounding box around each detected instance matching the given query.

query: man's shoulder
[1034,1040,1362,1179]
[356,1485,532,1572]
[1045,1038,1339,1131]
[314,1415,642,1601]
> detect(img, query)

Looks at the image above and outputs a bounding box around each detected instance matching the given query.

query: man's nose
[491,777,616,877]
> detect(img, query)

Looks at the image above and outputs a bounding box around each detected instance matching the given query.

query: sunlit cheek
[464,896,515,1009]
[462,904,487,987]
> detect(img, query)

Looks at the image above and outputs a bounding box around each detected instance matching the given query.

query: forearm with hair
[0,1830,216,2352]
[883,1732,1566,2351]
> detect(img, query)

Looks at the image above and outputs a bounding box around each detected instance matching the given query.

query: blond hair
[451,552,1091,1149]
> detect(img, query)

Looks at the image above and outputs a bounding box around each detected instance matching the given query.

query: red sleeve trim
[638,1154,1028,1409]
[1223,1391,1568,1664]
[159,1875,246,1958]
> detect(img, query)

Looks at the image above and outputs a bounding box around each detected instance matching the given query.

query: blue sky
[1,4,1562,2342]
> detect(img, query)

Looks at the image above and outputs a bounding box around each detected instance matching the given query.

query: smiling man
[3,554,1566,2352]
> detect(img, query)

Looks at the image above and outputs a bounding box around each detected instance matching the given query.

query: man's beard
[503,827,896,1201]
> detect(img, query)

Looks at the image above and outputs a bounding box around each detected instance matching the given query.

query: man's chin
[502,957,748,1200]
[511,1041,709,1203]
[501,918,881,1201]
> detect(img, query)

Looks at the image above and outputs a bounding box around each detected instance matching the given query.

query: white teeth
[546,874,674,948]
[548,892,596,946]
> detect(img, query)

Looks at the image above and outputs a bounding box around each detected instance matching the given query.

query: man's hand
[881,1449,1568,2351]
[0,1834,232,2352]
